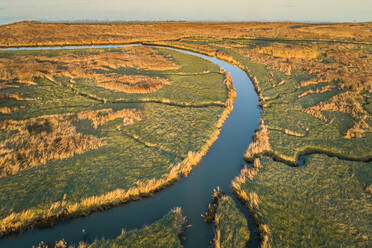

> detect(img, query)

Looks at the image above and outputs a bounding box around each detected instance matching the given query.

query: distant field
[0,21,371,48]
[0,45,232,236]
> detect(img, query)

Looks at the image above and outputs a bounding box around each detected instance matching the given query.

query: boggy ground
[1,22,371,247]
[0,45,234,236]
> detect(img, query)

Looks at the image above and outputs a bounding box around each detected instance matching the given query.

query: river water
[0,45,261,247]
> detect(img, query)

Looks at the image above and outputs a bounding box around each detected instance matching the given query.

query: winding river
[0,45,261,247]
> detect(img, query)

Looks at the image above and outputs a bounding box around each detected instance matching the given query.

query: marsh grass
[0,46,179,89]
[0,101,233,236]
[136,41,372,248]
[233,154,372,247]
[170,38,372,247]
[1,24,371,246]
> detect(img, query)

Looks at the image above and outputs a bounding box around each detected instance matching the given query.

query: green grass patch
[239,154,371,247]
[214,195,250,248]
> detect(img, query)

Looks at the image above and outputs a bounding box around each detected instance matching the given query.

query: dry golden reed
[244,120,271,161]
[97,75,171,94]
[0,108,142,177]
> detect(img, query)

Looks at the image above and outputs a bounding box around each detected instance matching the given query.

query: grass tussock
[244,121,271,161]
[297,85,335,98]
[255,43,321,59]
[366,185,372,194]
[0,106,18,114]
[258,224,271,248]
[76,108,142,129]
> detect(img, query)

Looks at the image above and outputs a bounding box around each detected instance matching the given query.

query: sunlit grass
[233,154,371,247]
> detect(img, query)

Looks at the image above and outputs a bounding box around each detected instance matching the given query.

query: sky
[0,0,371,25]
